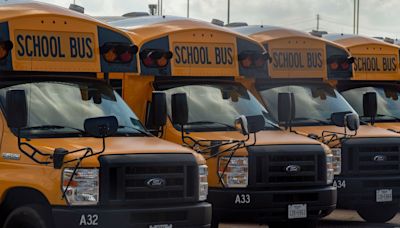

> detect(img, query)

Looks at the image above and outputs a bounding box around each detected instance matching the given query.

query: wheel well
[0,187,51,225]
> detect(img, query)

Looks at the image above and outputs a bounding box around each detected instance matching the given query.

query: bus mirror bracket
[151,92,167,137]
[363,92,377,125]
[278,92,295,131]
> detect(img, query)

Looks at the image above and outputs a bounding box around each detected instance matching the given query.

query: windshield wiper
[293,117,330,125]
[375,114,400,121]
[186,121,236,130]
[118,125,152,136]
[22,125,85,134]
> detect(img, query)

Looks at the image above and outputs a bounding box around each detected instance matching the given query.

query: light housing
[140,49,173,68]
[62,168,99,205]
[331,148,342,175]
[100,42,138,63]
[0,40,13,60]
[327,55,352,71]
[326,154,334,184]
[198,165,208,201]
[218,156,248,188]
[238,51,268,69]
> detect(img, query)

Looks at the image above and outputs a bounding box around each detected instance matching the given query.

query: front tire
[3,204,53,228]
[357,204,398,223]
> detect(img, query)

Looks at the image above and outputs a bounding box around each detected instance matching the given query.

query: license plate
[288,204,307,219]
[376,189,393,202]
[149,225,172,228]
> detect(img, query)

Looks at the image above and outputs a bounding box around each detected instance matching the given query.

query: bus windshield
[0,79,147,138]
[258,83,356,126]
[161,83,277,132]
[341,85,400,122]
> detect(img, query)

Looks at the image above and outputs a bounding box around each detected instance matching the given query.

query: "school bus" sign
[173,42,235,68]
[353,55,397,73]
[15,30,95,62]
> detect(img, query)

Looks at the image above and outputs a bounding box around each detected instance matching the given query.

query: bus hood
[3,136,204,167]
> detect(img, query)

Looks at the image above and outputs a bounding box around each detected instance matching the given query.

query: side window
[110,79,123,96]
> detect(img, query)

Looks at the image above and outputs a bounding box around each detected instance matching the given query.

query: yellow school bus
[233,25,400,223]
[325,34,400,133]
[110,17,337,227]
[0,3,211,228]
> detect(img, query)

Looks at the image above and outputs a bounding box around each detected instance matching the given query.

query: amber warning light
[328,56,354,71]
[0,40,13,60]
[100,42,138,63]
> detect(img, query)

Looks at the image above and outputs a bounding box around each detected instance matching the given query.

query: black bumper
[336,175,400,209]
[208,186,336,223]
[52,202,211,228]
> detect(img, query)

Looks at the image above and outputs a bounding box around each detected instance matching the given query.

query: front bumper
[52,202,211,228]
[208,186,336,223]
[336,175,400,209]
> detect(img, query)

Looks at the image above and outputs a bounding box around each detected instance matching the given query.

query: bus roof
[0,2,104,25]
[323,33,400,49]
[111,16,254,45]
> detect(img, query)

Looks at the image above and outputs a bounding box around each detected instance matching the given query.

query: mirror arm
[16,129,52,165]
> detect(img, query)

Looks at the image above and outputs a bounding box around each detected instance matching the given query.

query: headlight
[331,148,342,175]
[218,157,248,188]
[62,168,99,205]
[198,165,208,201]
[326,154,334,184]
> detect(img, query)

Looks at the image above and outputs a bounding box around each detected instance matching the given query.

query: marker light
[0,40,13,60]
[238,51,268,69]
[100,42,138,63]
[140,49,173,68]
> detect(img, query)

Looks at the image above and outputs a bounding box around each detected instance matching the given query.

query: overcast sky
[3,0,400,39]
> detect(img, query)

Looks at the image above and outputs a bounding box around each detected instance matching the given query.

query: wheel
[357,204,398,223]
[3,204,53,228]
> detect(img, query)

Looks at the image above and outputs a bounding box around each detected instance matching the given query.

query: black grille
[99,154,198,206]
[248,145,327,188]
[343,139,400,175]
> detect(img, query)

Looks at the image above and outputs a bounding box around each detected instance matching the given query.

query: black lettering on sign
[354,56,398,72]
[173,45,233,66]
[272,50,323,70]
[14,32,93,60]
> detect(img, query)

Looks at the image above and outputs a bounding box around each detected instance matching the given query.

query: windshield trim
[0,77,149,139]
[257,80,357,127]
[154,78,280,132]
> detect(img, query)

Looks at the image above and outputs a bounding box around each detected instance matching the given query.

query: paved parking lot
[219,210,400,227]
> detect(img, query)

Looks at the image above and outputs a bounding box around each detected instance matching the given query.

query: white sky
[3,0,400,39]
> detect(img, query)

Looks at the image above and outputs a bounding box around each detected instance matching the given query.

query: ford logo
[285,165,301,174]
[373,155,387,162]
[145,178,166,189]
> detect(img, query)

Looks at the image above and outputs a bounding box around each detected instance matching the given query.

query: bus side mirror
[171,93,188,125]
[6,90,28,129]
[151,92,167,128]
[278,93,295,129]
[345,113,360,131]
[235,115,265,136]
[84,116,118,138]
[363,92,377,118]
[331,111,359,131]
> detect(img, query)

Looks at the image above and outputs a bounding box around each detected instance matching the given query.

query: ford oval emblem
[146,178,166,189]
[285,165,301,174]
[373,155,387,162]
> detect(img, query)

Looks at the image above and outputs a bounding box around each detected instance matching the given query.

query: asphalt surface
[219,209,400,227]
